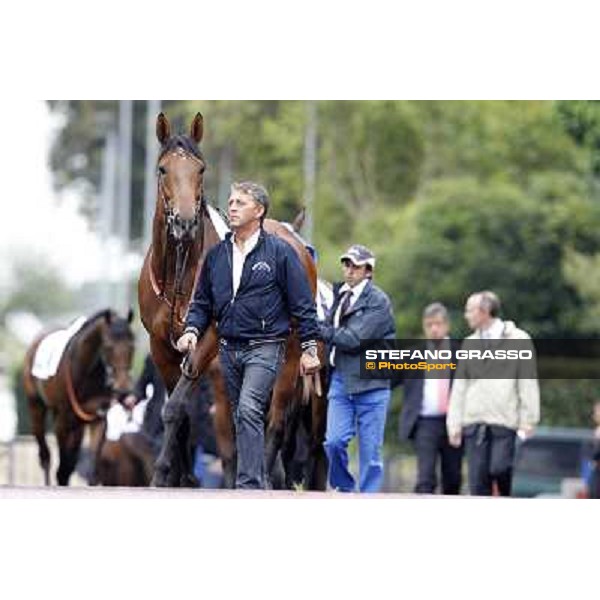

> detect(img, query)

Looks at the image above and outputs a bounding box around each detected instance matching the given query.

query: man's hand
[300,350,321,375]
[517,425,535,441]
[177,331,198,354]
[449,433,462,448]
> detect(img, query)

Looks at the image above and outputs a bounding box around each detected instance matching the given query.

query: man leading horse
[176,181,321,489]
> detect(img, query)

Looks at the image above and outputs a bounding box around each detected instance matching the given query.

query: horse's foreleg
[308,378,329,491]
[28,395,51,485]
[87,419,107,486]
[265,343,299,490]
[151,375,197,487]
[55,419,84,486]
[265,387,294,490]
[208,359,236,489]
[120,432,156,485]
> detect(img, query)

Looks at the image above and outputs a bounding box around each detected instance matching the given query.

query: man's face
[227,190,264,230]
[341,259,369,288]
[423,315,449,341]
[464,294,487,331]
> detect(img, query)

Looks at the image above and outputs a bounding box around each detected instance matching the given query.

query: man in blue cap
[320,244,396,492]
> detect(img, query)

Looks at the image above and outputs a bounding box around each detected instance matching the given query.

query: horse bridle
[155,148,206,351]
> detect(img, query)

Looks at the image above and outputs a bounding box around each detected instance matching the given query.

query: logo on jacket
[252,261,272,273]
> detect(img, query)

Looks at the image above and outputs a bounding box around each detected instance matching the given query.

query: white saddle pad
[316,279,334,321]
[31,316,87,380]
[207,204,230,240]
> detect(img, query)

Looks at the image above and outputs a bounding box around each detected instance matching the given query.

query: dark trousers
[464,423,517,496]
[219,340,285,490]
[413,416,463,495]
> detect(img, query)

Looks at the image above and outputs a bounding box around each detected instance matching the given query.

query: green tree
[1,255,74,318]
[363,177,600,337]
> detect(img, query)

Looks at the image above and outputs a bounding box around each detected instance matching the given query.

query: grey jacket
[320,280,396,394]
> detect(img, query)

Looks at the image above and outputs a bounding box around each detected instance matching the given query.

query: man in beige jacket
[447,291,540,496]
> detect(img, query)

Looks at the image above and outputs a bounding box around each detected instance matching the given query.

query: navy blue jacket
[185,229,320,345]
[320,280,396,394]
[398,338,461,441]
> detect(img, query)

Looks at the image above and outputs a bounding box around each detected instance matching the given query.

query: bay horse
[22,309,135,485]
[278,211,331,490]
[138,112,322,488]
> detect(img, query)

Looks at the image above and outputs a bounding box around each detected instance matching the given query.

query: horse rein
[151,148,206,352]
[64,331,119,423]
[64,352,102,423]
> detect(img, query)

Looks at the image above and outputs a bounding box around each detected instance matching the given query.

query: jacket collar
[225,226,266,250]
[341,279,373,317]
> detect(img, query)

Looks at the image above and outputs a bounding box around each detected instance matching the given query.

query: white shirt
[420,337,451,416]
[231,229,260,298]
[330,278,369,366]
[479,318,504,339]
[333,279,369,327]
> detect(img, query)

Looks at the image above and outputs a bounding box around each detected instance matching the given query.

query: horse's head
[156,112,206,242]
[99,309,135,400]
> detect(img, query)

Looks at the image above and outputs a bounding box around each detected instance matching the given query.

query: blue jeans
[219,340,285,489]
[324,371,390,493]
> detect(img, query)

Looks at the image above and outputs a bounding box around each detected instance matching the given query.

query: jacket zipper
[226,242,234,305]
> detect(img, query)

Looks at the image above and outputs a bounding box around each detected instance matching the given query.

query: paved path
[0,486,452,499]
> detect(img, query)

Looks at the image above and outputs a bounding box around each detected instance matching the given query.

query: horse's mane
[158,135,204,163]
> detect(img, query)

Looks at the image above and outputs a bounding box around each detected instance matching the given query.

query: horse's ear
[291,207,306,233]
[127,308,134,323]
[156,112,171,145]
[104,309,113,325]
[190,113,204,144]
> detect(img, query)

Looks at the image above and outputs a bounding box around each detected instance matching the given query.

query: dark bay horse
[22,309,135,485]
[138,112,322,488]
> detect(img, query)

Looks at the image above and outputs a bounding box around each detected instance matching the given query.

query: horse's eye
[158,165,167,176]
[199,165,205,175]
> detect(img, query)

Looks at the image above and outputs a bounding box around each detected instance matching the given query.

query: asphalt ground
[0,485,464,499]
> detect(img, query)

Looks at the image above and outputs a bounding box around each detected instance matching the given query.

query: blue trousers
[219,340,285,489]
[324,371,390,493]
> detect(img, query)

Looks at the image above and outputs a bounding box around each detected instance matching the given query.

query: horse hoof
[180,473,200,488]
[151,465,170,487]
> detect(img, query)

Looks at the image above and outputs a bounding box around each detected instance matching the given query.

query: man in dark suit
[399,303,463,494]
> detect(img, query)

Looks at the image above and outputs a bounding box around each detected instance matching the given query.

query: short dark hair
[422,302,449,321]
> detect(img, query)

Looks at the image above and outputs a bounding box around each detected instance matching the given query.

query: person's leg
[489,426,517,497]
[235,342,284,490]
[464,424,493,496]
[219,346,243,421]
[413,417,441,494]
[218,346,244,487]
[440,430,463,495]
[323,372,356,492]
[355,387,390,493]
